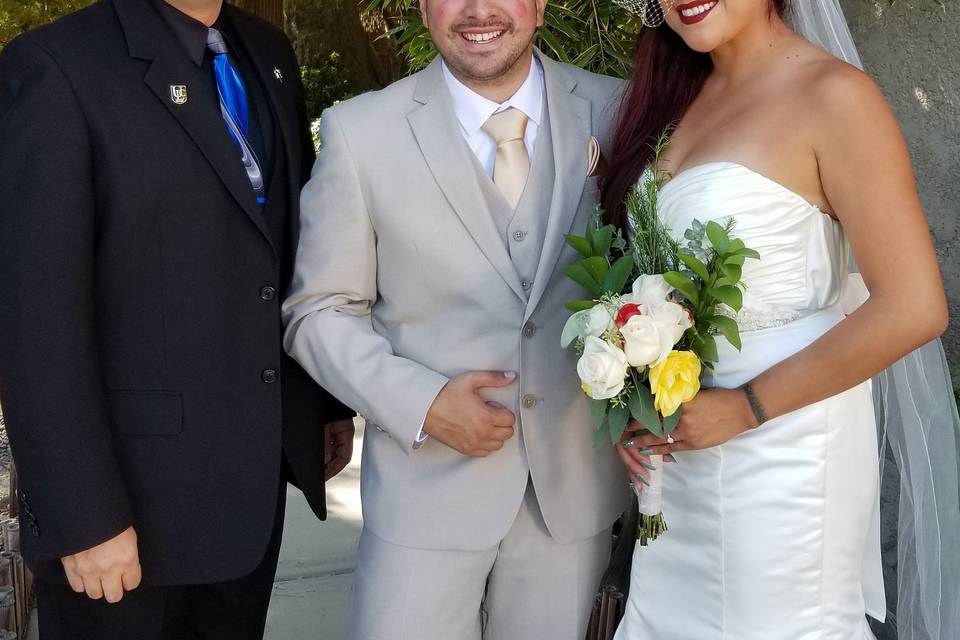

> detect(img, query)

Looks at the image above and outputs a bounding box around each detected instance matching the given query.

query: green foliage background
[0,0,95,48]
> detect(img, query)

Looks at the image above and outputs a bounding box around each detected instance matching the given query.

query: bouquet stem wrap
[637,454,667,544]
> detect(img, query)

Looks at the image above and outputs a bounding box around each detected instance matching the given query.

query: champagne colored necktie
[207,28,267,206]
[482,107,530,209]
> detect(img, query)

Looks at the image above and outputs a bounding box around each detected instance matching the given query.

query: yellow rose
[649,350,702,417]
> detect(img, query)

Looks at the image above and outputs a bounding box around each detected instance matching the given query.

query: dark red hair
[601,1,791,227]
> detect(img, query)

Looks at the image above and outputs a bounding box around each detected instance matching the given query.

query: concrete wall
[841,0,960,377]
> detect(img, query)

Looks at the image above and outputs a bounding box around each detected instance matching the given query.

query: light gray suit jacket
[283,52,629,551]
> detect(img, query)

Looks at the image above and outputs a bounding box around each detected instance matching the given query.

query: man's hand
[423,371,517,457]
[61,526,141,603]
[324,419,356,480]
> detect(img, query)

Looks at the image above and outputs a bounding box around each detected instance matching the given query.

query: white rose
[620,314,665,368]
[645,301,694,365]
[577,336,629,400]
[584,304,614,338]
[630,274,673,309]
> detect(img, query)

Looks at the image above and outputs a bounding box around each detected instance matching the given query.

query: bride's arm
[633,64,948,456]
[749,65,948,421]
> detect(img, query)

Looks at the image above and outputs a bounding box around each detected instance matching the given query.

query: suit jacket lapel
[407,61,527,302]
[524,53,592,321]
[113,0,276,255]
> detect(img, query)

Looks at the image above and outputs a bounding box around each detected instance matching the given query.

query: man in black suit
[0,0,355,637]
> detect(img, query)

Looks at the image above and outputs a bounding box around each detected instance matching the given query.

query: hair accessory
[614,0,678,28]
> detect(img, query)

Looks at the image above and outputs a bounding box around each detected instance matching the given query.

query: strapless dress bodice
[658,162,850,332]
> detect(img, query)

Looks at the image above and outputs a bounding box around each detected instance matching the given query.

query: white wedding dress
[615,162,885,639]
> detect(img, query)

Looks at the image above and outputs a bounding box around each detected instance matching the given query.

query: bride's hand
[627,388,759,455]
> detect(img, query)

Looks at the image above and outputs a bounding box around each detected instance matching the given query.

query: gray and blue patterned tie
[207,28,266,206]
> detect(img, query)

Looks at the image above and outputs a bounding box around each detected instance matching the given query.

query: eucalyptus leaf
[664,271,700,306]
[563,264,603,296]
[561,310,589,348]
[565,234,593,258]
[662,406,683,434]
[592,423,609,448]
[603,255,634,295]
[608,402,630,445]
[587,397,609,432]
[629,384,662,436]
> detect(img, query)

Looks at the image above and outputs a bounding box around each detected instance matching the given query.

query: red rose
[615,303,643,328]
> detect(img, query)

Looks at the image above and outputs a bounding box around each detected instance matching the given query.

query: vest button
[512,230,527,242]
[261,369,278,384]
[521,280,532,291]
[522,322,536,338]
[522,394,537,409]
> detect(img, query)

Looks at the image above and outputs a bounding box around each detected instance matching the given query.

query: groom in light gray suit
[283,0,627,637]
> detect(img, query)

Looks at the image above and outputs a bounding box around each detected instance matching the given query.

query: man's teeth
[681,1,717,17]
[463,31,503,43]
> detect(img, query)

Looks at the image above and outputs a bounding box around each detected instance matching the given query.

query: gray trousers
[351,480,612,640]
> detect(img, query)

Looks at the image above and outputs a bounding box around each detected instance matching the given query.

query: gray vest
[473,104,556,300]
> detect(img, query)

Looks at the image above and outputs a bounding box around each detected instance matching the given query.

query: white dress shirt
[441,59,545,177]
[414,59,546,448]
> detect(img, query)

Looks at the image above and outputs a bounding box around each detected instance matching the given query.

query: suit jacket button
[261,369,278,384]
[30,524,40,538]
[522,394,537,409]
[522,322,536,338]
[260,286,277,301]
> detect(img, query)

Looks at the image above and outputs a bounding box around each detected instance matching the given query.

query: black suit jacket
[0,0,353,586]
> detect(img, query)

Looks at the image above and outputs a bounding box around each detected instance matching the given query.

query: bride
[600,0,956,638]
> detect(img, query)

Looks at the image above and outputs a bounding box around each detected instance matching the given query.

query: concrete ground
[26,420,365,640]
[264,419,364,640]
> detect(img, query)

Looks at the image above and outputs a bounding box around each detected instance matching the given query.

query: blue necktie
[207,28,266,206]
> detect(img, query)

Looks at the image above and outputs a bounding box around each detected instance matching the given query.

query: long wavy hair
[600,0,792,227]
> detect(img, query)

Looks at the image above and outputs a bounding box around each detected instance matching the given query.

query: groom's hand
[423,371,517,457]
[61,526,142,603]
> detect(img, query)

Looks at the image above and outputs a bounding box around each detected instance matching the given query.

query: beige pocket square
[587,136,604,178]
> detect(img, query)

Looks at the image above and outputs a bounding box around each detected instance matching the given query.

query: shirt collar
[442,57,544,138]
[151,0,226,67]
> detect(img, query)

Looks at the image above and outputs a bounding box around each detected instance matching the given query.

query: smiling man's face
[421,0,546,94]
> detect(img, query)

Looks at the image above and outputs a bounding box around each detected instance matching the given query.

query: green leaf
[706,285,744,311]
[707,314,742,350]
[664,271,700,306]
[679,252,710,282]
[582,256,610,285]
[564,234,593,258]
[662,406,683,434]
[724,254,746,267]
[720,261,743,284]
[693,333,720,363]
[607,402,630,445]
[603,255,634,295]
[563,264,603,296]
[736,247,761,260]
[728,238,745,253]
[706,220,731,254]
[564,299,597,312]
[590,225,615,257]
[629,384,662,436]
[587,398,608,432]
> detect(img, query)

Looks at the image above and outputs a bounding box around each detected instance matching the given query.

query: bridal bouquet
[561,145,759,543]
